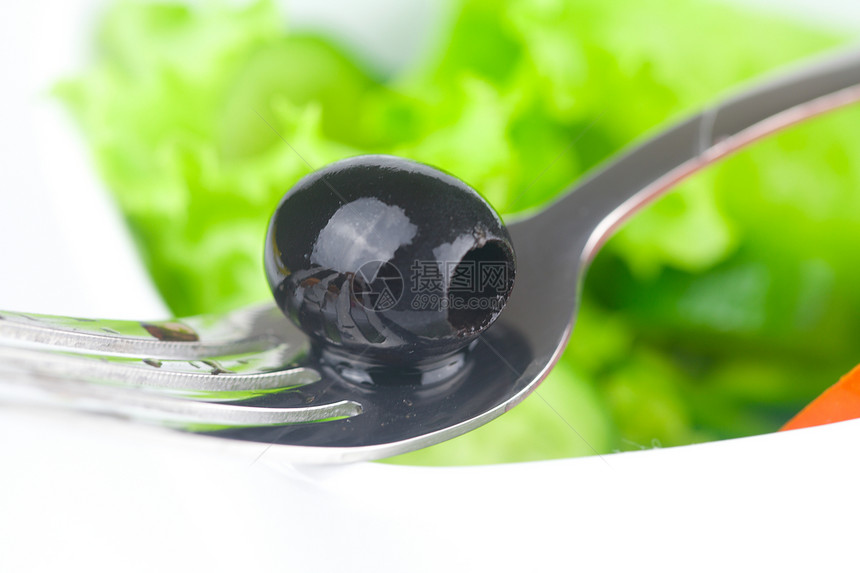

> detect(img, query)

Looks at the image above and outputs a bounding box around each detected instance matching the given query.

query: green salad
[59,0,860,464]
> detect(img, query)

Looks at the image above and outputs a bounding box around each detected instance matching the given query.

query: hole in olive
[446,240,514,333]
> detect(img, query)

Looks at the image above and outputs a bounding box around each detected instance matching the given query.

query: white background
[2,1,860,571]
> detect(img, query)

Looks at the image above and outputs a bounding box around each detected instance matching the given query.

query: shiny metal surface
[2,47,860,462]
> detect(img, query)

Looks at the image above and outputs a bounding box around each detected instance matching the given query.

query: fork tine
[0,346,320,398]
[0,304,355,430]
[0,370,361,427]
[0,304,295,359]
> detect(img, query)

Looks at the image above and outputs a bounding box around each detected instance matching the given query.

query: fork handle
[533,46,860,261]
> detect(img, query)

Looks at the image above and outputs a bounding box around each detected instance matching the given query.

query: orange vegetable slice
[781,364,860,431]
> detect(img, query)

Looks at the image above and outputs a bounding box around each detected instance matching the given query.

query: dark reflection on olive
[265,155,516,381]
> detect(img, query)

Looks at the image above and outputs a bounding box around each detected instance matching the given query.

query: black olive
[265,155,515,375]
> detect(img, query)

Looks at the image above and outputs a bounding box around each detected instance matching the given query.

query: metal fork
[3,47,860,462]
